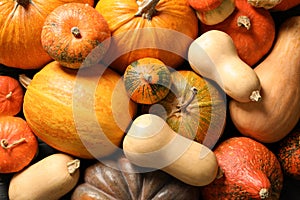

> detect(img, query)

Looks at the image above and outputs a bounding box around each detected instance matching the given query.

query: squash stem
[237,16,251,30]
[5,91,12,99]
[71,27,82,39]
[177,87,198,111]
[67,159,80,174]
[135,0,160,20]
[19,74,32,89]
[0,138,26,149]
[16,0,30,7]
[250,90,261,102]
[259,188,269,199]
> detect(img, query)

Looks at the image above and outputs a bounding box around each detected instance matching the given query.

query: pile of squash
[0,0,300,199]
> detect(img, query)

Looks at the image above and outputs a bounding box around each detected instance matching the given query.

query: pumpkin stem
[19,74,32,89]
[135,0,160,20]
[16,0,30,7]
[5,91,13,99]
[259,188,269,199]
[0,138,26,149]
[249,90,261,102]
[71,27,82,39]
[237,16,251,30]
[177,87,198,111]
[67,159,80,174]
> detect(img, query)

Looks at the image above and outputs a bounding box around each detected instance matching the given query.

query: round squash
[22,61,137,159]
[95,0,199,74]
[0,76,24,116]
[71,156,201,200]
[123,57,172,105]
[0,116,38,173]
[0,0,94,69]
[41,3,111,69]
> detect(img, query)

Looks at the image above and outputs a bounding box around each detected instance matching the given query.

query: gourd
[8,153,80,200]
[21,61,137,159]
[123,114,221,186]
[200,0,276,67]
[123,57,172,105]
[188,0,236,25]
[145,70,226,148]
[277,126,300,180]
[95,0,198,74]
[0,116,38,173]
[188,30,262,103]
[71,156,201,200]
[0,0,94,69]
[41,3,111,69]
[229,16,300,143]
[0,76,24,116]
[201,137,283,199]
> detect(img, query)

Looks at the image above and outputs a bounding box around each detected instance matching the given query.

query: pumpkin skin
[0,0,94,69]
[71,156,201,200]
[143,70,226,149]
[201,137,283,200]
[23,61,137,159]
[0,76,24,116]
[41,3,111,69]
[123,57,171,105]
[200,0,275,67]
[0,116,38,173]
[272,0,300,11]
[277,126,300,180]
[95,0,199,74]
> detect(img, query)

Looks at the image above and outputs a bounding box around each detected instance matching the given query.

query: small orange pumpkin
[0,116,38,173]
[41,3,111,69]
[123,57,172,105]
[0,76,24,116]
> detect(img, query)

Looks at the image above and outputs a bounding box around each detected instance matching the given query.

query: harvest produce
[0,116,38,174]
[123,114,220,186]
[188,30,262,102]
[8,153,80,200]
[0,0,94,69]
[229,16,300,143]
[21,61,137,159]
[201,137,283,199]
[248,0,282,9]
[0,76,24,116]
[71,156,201,199]
[41,3,111,69]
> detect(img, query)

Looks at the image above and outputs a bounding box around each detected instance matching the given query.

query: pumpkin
[123,114,221,186]
[41,3,111,69]
[277,126,300,180]
[9,153,80,200]
[71,155,201,199]
[0,116,38,173]
[200,0,276,67]
[201,137,283,199]
[0,75,24,116]
[229,16,300,143]
[123,57,172,105]
[0,0,94,69]
[95,0,199,74]
[22,61,137,159]
[188,0,236,25]
[144,70,226,148]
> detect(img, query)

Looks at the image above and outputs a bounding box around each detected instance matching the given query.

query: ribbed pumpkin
[0,0,94,69]
[71,156,201,200]
[41,3,111,69]
[123,57,172,105]
[144,70,226,148]
[95,0,199,74]
[201,137,283,199]
[22,61,137,159]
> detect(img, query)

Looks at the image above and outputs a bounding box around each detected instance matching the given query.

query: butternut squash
[229,16,300,143]
[8,153,80,200]
[123,114,220,186]
[188,30,261,102]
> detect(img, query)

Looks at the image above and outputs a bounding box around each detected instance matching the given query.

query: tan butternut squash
[229,16,300,143]
[123,114,220,186]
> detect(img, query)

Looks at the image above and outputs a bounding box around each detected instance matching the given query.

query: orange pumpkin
[41,3,111,69]
[0,116,38,173]
[0,0,94,69]
[0,76,24,116]
[95,0,199,74]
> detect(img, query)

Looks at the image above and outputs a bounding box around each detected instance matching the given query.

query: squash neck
[135,0,160,20]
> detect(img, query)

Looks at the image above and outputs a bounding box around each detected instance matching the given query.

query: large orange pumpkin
[22,61,137,159]
[0,0,94,69]
[95,0,199,74]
